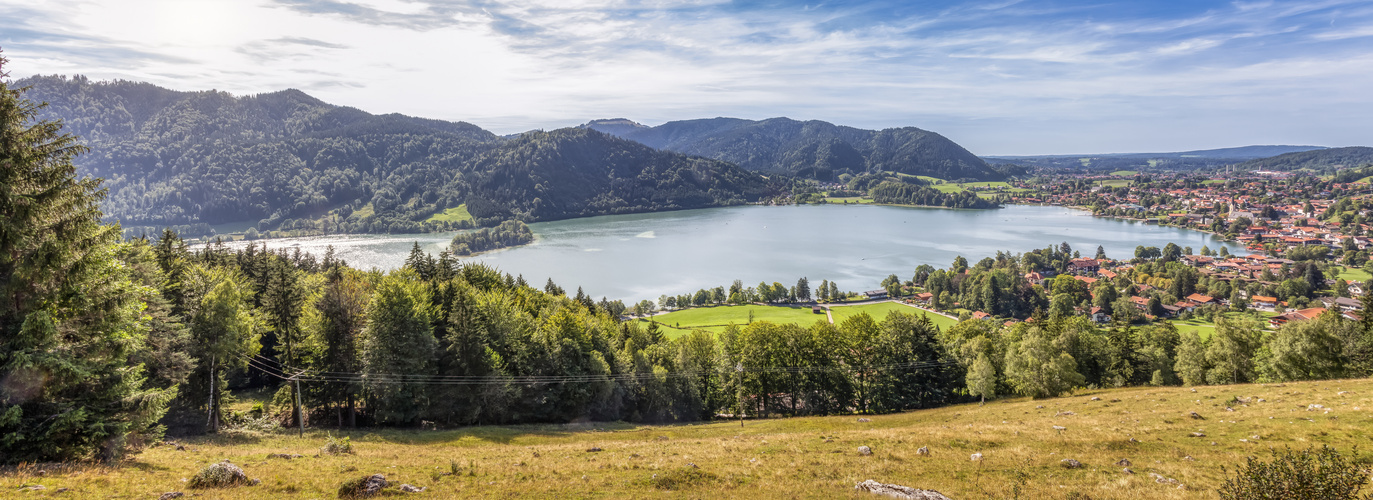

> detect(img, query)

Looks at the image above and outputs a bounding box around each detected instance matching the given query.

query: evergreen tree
[1,55,175,462]
[362,273,436,425]
[316,267,370,427]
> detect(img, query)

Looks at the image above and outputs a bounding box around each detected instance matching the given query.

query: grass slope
[644,305,830,335]
[426,204,474,224]
[11,379,1373,498]
[830,302,959,331]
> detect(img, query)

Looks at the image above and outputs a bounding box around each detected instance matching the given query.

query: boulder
[338,474,388,499]
[915,446,930,457]
[1060,459,1083,469]
[1188,412,1204,420]
[855,480,953,500]
[970,453,983,461]
[398,484,425,493]
[858,446,873,456]
[1115,458,1132,467]
[159,493,184,500]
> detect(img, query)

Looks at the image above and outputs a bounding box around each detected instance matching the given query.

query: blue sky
[2,0,1371,154]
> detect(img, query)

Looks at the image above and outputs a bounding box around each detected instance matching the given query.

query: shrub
[322,433,355,455]
[187,460,254,489]
[1218,445,1369,500]
[646,467,716,490]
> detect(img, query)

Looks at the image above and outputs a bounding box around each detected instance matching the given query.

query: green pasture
[426,204,474,224]
[1335,266,1372,283]
[643,305,830,335]
[829,302,959,330]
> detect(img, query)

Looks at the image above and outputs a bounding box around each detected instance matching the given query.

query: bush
[646,467,716,490]
[1218,445,1369,499]
[322,433,355,455]
[187,460,255,489]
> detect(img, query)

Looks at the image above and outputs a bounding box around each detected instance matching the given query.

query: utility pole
[207,355,217,433]
[289,369,308,438]
[736,362,744,428]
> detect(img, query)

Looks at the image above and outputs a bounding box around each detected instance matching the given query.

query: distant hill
[985,145,1326,161]
[586,117,1002,181]
[457,128,773,222]
[581,118,650,137]
[19,76,777,234]
[1233,146,1373,171]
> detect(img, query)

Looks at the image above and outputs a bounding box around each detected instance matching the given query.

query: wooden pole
[295,378,304,438]
[208,355,217,433]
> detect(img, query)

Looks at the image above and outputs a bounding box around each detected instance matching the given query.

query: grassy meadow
[830,302,959,331]
[425,204,474,224]
[643,305,830,335]
[9,378,1373,498]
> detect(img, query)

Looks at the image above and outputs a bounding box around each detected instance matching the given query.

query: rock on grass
[338,474,388,498]
[855,480,953,500]
[187,460,255,489]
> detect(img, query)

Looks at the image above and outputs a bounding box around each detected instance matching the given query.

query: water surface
[209,205,1243,302]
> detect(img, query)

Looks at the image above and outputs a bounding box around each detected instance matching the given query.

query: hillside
[12,377,1370,498]
[588,116,1002,182]
[18,76,777,235]
[456,128,774,223]
[1234,146,1373,172]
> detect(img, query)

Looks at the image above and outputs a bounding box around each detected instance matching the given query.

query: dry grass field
[7,378,1373,499]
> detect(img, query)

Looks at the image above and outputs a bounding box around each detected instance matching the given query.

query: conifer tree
[362,273,436,425]
[1,52,174,461]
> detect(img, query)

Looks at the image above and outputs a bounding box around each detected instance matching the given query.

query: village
[882,168,1373,333]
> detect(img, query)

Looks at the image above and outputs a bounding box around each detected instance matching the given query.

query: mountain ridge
[582,116,1002,181]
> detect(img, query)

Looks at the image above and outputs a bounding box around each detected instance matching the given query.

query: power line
[230,350,958,387]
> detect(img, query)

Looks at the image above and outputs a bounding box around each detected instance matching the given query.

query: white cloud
[2,0,1371,154]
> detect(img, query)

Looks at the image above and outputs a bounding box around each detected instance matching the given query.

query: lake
[208,204,1244,302]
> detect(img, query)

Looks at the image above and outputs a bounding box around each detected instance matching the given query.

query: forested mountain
[19,76,776,234]
[459,127,771,223]
[584,116,1001,181]
[1233,146,1373,172]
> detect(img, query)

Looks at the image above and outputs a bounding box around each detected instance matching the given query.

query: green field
[1201,179,1226,185]
[426,204,474,224]
[1096,179,1132,187]
[1110,170,1138,176]
[15,378,1373,499]
[823,196,874,204]
[644,305,830,335]
[209,220,258,236]
[1168,311,1277,340]
[829,302,959,330]
[1334,266,1373,283]
[349,202,375,220]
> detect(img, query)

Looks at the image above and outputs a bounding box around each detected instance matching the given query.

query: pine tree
[316,267,370,427]
[0,53,176,462]
[362,273,436,425]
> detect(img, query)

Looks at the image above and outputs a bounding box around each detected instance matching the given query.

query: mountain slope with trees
[19,76,777,235]
[1233,146,1373,172]
[585,116,1002,182]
